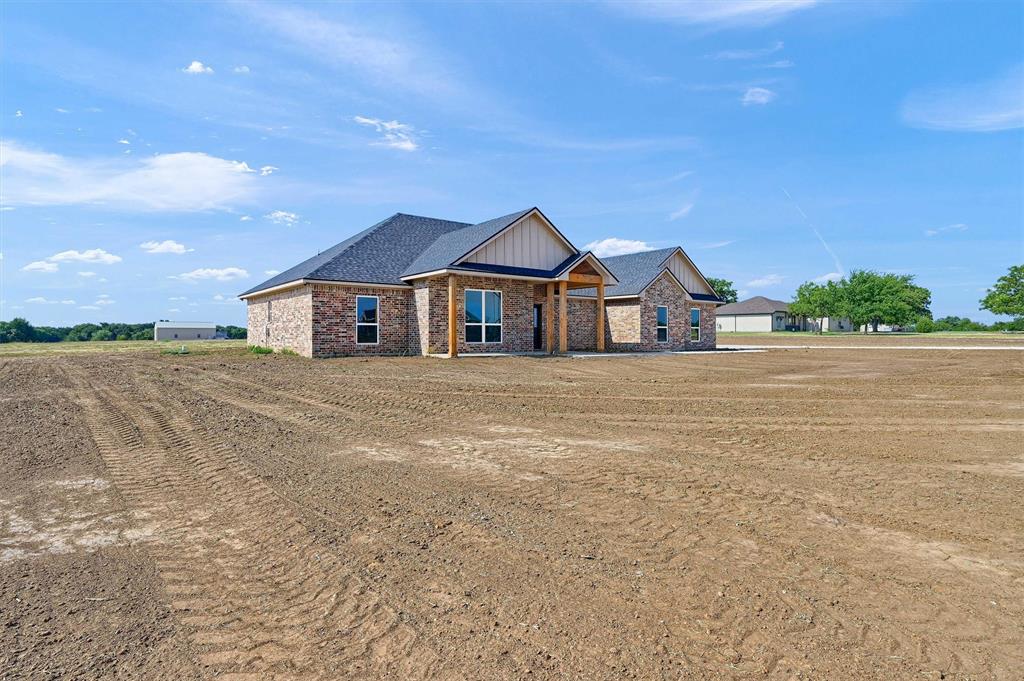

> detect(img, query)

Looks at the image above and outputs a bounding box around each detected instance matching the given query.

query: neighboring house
[239,207,724,357]
[716,296,852,332]
[154,321,217,341]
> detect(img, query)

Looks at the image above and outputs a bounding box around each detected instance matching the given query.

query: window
[690,307,701,342]
[656,306,668,343]
[356,295,379,344]
[465,289,502,343]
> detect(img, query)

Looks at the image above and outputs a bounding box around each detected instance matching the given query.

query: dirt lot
[2,347,1022,679]
[718,332,1024,347]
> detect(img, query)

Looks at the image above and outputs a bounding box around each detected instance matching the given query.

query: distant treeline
[0,318,247,343]
[916,316,1024,333]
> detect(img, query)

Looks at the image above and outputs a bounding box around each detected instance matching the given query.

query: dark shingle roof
[240,213,471,296]
[716,296,789,315]
[401,208,537,278]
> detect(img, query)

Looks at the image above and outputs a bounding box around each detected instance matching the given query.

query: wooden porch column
[596,280,605,352]
[559,280,568,354]
[447,274,458,358]
[545,282,554,354]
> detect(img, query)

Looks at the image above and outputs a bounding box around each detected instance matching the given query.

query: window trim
[690,307,701,342]
[465,288,503,344]
[355,295,380,346]
[655,305,669,343]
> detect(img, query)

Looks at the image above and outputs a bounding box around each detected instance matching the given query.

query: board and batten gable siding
[665,251,714,296]
[462,213,575,271]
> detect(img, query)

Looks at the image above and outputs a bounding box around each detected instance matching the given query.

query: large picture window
[656,306,669,343]
[356,295,379,345]
[465,289,502,343]
[690,307,701,342]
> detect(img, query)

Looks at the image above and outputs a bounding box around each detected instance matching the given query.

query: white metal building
[154,321,218,341]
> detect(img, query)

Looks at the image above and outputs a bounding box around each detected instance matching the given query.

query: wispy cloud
[233,65,250,74]
[176,267,249,282]
[182,60,213,74]
[607,1,817,28]
[584,238,655,257]
[353,116,419,152]
[708,41,784,60]
[236,3,462,100]
[140,240,193,254]
[265,210,299,226]
[0,141,263,211]
[925,223,968,237]
[741,87,777,106]
[813,272,842,283]
[756,59,794,69]
[747,274,785,288]
[668,202,695,220]
[77,271,96,277]
[26,296,75,305]
[264,269,280,276]
[259,165,278,176]
[902,65,1024,132]
[696,240,736,250]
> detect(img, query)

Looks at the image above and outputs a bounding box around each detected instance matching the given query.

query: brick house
[240,208,724,357]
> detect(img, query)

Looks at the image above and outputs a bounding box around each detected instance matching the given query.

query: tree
[0,318,36,343]
[839,270,931,333]
[980,265,1024,320]
[790,281,841,334]
[90,328,114,341]
[706,278,738,304]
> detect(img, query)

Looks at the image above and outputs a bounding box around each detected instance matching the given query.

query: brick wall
[687,302,718,350]
[246,285,313,356]
[449,276,533,354]
[310,284,415,357]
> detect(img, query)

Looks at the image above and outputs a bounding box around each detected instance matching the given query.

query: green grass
[248,345,274,355]
[0,339,248,357]
[717,330,1004,337]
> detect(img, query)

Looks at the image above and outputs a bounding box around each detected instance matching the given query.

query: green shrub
[278,348,299,356]
[915,316,935,333]
[248,345,274,354]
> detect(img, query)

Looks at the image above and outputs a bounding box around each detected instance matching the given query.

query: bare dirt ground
[2,347,1022,679]
[718,332,1024,347]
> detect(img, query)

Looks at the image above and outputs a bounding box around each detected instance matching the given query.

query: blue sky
[2,0,1021,326]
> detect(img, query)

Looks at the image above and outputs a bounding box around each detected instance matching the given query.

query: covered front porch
[443,253,613,358]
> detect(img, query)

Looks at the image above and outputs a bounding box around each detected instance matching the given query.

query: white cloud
[49,248,121,264]
[902,65,1024,132]
[177,267,249,282]
[746,274,785,288]
[95,298,115,306]
[240,215,253,221]
[55,108,70,114]
[117,139,130,145]
[213,293,225,301]
[168,308,180,313]
[183,60,213,74]
[742,87,777,106]
[708,41,784,60]
[14,110,23,118]
[813,272,843,283]
[169,296,187,301]
[259,165,278,176]
[1,141,263,211]
[140,239,193,254]
[233,65,251,74]
[264,269,280,275]
[78,305,100,311]
[607,1,817,27]
[22,260,58,273]
[584,238,655,257]
[77,271,97,277]
[925,223,968,237]
[668,202,695,220]
[353,116,419,151]
[265,210,299,226]
[26,296,75,305]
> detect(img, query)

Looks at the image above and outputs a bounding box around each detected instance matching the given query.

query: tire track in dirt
[66,364,453,680]
[186,364,1024,677]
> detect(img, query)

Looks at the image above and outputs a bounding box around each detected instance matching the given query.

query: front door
[533,304,543,350]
